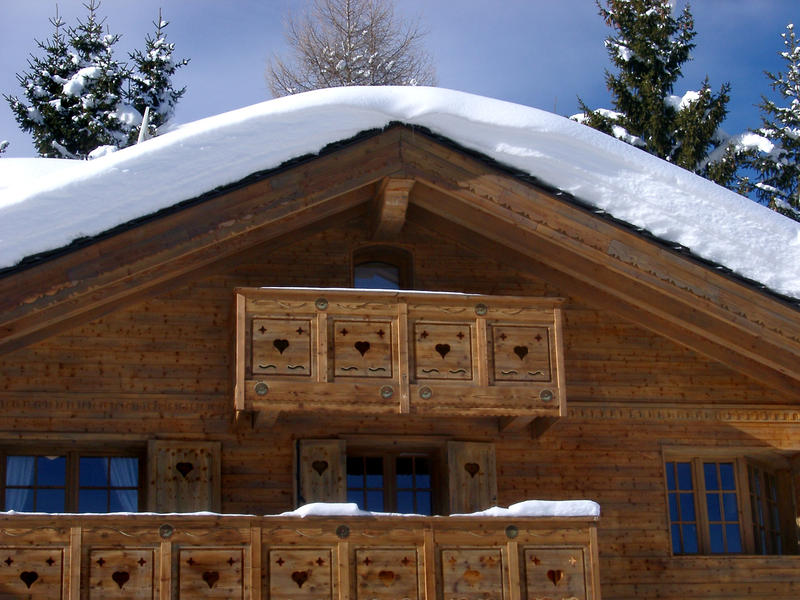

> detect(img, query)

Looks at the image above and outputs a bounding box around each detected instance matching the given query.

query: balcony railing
[234,288,566,421]
[0,512,599,599]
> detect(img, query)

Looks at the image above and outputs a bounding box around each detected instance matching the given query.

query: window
[664,456,796,555]
[346,453,434,514]
[2,451,141,513]
[353,245,412,289]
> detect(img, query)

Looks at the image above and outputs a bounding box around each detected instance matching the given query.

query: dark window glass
[354,262,400,289]
[346,453,435,514]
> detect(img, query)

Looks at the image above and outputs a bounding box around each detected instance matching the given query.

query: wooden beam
[370,177,414,240]
[498,416,536,432]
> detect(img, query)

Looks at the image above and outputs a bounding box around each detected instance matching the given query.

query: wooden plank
[371,177,414,240]
[234,293,246,412]
[68,526,81,600]
[397,302,410,413]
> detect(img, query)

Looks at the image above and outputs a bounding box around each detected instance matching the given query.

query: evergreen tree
[748,24,800,221]
[6,2,188,159]
[0,141,8,156]
[576,0,732,186]
[127,11,189,142]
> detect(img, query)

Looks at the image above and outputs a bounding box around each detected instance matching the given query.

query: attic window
[353,246,412,289]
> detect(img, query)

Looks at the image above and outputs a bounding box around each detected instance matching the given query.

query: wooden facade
[0,124,798,599]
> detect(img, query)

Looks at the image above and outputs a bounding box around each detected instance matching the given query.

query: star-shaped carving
[420,330,429,339]
[95,557,106,567]
[275,557,285,566]
[376,329,385,338]
[568,556,577,566]
[138,558,147,566]
[46,557,55,566]
[400,556,411,566]
[186,558,195,566]
[340,328,349,336]
[3,557,11,566]
[499,333,507,340]
[362,557,372,566]
[316,557,325,566]
[259,326,267,334]
[456,331,465,340]
[228,557,236,566]
[530,556,541,565]
[534,333,542,342]
[296,326,305,335]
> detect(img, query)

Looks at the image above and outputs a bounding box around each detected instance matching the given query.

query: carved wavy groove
[258,364,277,370]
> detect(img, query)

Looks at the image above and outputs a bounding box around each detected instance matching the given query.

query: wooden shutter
[297,439,346,506]
[447,441,497,514]
[147,440,221,512]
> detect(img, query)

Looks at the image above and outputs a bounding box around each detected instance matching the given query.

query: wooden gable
[1,124,798,403]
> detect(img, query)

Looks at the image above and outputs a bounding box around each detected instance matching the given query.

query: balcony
[234,289,566,422]
[0,512,599,598]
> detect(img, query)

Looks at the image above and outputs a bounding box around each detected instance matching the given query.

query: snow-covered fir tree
[127,11,188,143]
[6,2,187,159]
[268,0,435,97]
[746,24,800,222]
[575,0,734,186]
[0,141,8,156]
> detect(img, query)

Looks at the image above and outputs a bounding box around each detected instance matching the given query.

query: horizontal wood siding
[0,215,798,599]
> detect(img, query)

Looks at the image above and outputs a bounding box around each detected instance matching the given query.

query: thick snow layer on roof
[1,86,799,299]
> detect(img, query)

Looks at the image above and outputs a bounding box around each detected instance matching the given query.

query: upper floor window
[2,451,141,513]
[664,455,796,555]
[352,245,412,289]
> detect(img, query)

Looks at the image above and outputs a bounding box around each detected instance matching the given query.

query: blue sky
[0,0,796,158]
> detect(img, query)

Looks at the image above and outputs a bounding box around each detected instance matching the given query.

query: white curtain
[109,457,139,512]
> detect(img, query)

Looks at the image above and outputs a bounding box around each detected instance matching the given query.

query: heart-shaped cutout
[435,343,451,359]
[354,341,370,356]
[547,569,564,586]
[513,345,528,360]
[464,462,480,478]
[378,570,395,586]
[462,569,482,585]
[112,571,130,589]
[311,460,328,476]
[176,462,194,478]
[291,570,309,588]
[202,571,219,589]
[19,571,38,589]
[273,338,289,354]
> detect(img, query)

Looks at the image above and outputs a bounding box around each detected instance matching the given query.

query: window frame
[0,446,145,513]
[351,245,413,290]
[663,450,797,556]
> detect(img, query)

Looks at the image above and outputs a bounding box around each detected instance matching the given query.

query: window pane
[723,493,738,521]
[709,523,724,553]
[719,463,736,490]
[706,493,721,521]
[354,262,400,290]
[396,457,413,488]
[6,489,33,512]
[79,489,108,513]
[665,462,676,490]
[681,524,698,553]
[677,462,693,491]
[6,456,35,486]
[347,490,363,507]
[37,456,66,486]
[347,456,363,475]
[416,491,432,515]
[397,491,414,513]
[365,457,383,488]
[110,489,138,513]
[79,457,108,487]
[679,493,695,521]
[36,489,64,512]
[671,524,681,554]
[366,491,384,512]
[703,463,719,490]
[726,524,742,553]
[109,457,138,487]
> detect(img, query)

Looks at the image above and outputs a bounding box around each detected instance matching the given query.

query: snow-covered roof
[1,86,799,299]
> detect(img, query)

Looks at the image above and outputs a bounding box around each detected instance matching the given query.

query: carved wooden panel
[492,325,551,382]
[89,549,154,599]
[178,548,242,599]
[252,318,312,377]
[441,548,503,600]
[447,441,498,514]
[0,548,63,598]
[297,439,347,504]
[268,549,332,599]
[333,319,393,378]
[414,322,473,381]
[524,547,587,600]
[355,548,418,599]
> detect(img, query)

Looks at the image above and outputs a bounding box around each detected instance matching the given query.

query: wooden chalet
[0,88,798,599]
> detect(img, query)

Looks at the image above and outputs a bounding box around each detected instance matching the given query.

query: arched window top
[352,246,412,290]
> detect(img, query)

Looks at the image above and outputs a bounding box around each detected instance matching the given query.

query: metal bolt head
[475,303,488,316]
[540,389,554,402]
[505,525,519,539]
[419,386,433,400]
[315,297,329,310]
[336,525,350,539]
[159,524,174,539]
[255,382,269,396]
[380,386,394,399]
